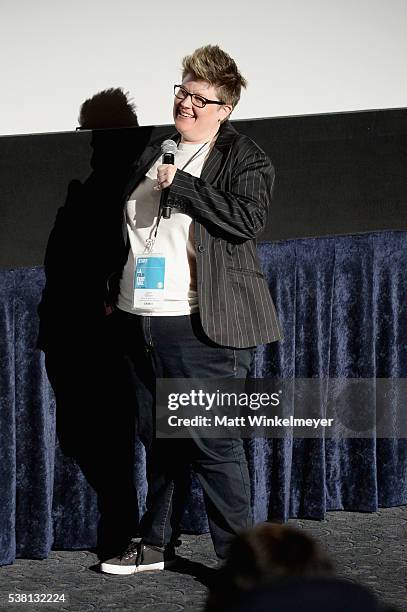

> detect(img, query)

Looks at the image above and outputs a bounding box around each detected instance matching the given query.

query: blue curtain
[1,230,406,565]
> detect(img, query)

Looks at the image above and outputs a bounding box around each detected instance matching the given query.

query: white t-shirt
[117,141,210,316]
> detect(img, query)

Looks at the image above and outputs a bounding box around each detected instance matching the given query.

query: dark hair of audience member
[77,88,139,130]
[206,524,333,610]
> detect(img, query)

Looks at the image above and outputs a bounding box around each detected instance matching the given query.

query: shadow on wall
[37,89,160,558]
[77,87,139,130]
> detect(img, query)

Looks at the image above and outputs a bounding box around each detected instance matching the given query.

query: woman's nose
[179,95,193,109]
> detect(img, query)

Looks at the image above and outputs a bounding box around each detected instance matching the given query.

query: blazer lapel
[201,121,238,182]
[195,122,238,245]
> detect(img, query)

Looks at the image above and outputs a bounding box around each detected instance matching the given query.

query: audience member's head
[77,88,139,130]
[205,523,390,612]
[223,523,333,588]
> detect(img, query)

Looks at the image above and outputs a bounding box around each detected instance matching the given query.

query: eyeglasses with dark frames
[174,85,225,109]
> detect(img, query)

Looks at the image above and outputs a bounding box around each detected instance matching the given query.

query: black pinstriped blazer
[117,121,283,349]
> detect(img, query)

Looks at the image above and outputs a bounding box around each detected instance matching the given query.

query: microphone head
[161,139,178,156]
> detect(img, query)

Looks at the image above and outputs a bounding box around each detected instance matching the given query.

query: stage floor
[0,507,405,612]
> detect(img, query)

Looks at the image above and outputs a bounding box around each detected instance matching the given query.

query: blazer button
[197,244,205,253]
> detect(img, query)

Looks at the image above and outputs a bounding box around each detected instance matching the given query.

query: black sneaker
[100,540,174,575]
[100,538,141,575]
[137,543,178,572]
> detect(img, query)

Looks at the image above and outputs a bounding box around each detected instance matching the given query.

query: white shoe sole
[136,561,165,572]
[100,562,137,575]
[100,561,165,575]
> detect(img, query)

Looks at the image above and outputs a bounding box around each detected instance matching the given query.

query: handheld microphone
[160,139,177,219]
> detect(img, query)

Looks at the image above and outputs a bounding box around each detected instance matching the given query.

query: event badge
[133,254,166,308]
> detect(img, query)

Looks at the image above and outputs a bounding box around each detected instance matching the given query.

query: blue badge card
[134,255,166,308]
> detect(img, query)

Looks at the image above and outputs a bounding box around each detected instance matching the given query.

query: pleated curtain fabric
[0,230,406,564]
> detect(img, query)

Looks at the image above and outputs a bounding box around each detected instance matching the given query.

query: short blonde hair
[181,44,247,109]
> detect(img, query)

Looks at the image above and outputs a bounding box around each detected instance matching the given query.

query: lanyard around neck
[145,140,211,253]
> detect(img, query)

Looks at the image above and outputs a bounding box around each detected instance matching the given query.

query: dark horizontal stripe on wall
[0,108,406,269]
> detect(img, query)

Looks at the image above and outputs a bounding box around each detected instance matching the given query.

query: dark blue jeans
[110,309,254,559]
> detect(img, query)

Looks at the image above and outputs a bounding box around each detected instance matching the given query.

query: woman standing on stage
[100,44,282,574]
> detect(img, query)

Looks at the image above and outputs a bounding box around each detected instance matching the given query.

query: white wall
[1,0,406,136]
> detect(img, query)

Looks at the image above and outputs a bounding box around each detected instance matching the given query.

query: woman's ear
[219,104,233,122]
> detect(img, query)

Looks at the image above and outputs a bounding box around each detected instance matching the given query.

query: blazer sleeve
[167,139,275,241]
